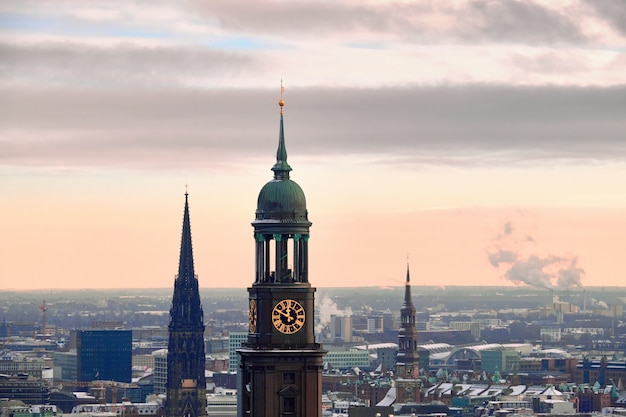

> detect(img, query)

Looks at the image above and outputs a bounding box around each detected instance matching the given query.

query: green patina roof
[257,178,307,220]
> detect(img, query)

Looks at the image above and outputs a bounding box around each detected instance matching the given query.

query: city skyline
[1,1,625,290]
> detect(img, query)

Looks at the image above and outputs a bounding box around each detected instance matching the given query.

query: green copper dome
[256,178,307,221]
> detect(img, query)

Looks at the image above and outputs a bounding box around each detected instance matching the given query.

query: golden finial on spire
[279,79,285,114]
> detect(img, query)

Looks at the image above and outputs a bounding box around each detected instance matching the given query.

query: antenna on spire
[185,183,189,196]
[279,79,285,115]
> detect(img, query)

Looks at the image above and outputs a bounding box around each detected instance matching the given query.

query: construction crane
[58,380,107,403]
[39,300,48,338]
[57,380,138,413]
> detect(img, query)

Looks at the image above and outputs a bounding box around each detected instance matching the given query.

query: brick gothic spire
[165,192,207,417]
[397,263,419,377]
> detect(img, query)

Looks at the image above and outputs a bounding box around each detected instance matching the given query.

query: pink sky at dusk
[1,0,625,290]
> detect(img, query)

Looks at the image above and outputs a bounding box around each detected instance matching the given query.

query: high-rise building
[76,329,131,382]
[228,332,247,372]
[395,263,420,404]
[237,90,326,417]
[152,349,167,394]
[165,193,207,417]
[329,314,352,343]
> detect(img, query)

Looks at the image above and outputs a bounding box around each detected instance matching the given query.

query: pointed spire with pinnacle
[178,191,195,280]
[397,258,419,380]
[169,190,203,328]
[272,81,292,180]
[403,262,413,308]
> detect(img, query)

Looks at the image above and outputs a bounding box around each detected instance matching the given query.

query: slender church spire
[165,192,206,417]
[403,262,414,310]
[396,261,419,375]
[169,191,203,327]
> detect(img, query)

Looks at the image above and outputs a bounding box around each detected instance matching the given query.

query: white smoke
[316,295,343,333]
[487,222,585,288]
[488,249,518,267]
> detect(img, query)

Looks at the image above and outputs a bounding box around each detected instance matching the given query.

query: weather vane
[279,79,285,115]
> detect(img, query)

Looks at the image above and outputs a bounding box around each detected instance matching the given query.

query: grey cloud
[1,85,626,169]
[462,0,586,44]
[188,0,590,45]
[0,42,257,89]
[510,51,589,75]
[188,1,428,39]
[584,0,626,35]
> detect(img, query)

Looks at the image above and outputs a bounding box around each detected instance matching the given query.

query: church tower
[395,263,421,403]
[165,192,207,417]
[237,89,326,417]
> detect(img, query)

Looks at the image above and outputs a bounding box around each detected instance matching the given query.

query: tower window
[283,372,295,385]
[283,397,295,413]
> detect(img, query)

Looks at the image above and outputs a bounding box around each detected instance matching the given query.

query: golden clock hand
[276,309,292,320]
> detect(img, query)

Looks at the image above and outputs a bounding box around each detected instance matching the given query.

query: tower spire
[178,190,195,281]
[272,81,292,180]
[403,262,413,308]
[170,191,203,327]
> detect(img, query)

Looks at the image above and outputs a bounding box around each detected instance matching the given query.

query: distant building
[330,314,353,343]
[152,349,167,394]
[0,404,58,417]
[76,329,132,382]
[0,321,39,338]
[481,349,519,375]
[324,350,370,370]
[450,321,480,339]
[0,352,44,378]
[206,336,229,354]
[574,357,626,386]
[540,325,561,342]
[228,332,247,372]
[375,346,397,372]
[132,353,155,370]
[52,350,77,381]
[206,356,228,372]
[0,375,50,405]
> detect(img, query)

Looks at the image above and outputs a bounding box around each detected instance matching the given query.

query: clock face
[248,300,257,333]
[272,299,305,334]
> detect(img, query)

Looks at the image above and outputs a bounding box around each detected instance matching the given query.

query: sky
[1,0,625,291]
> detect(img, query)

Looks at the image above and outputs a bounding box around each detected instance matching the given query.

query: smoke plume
[488,222,584,288]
